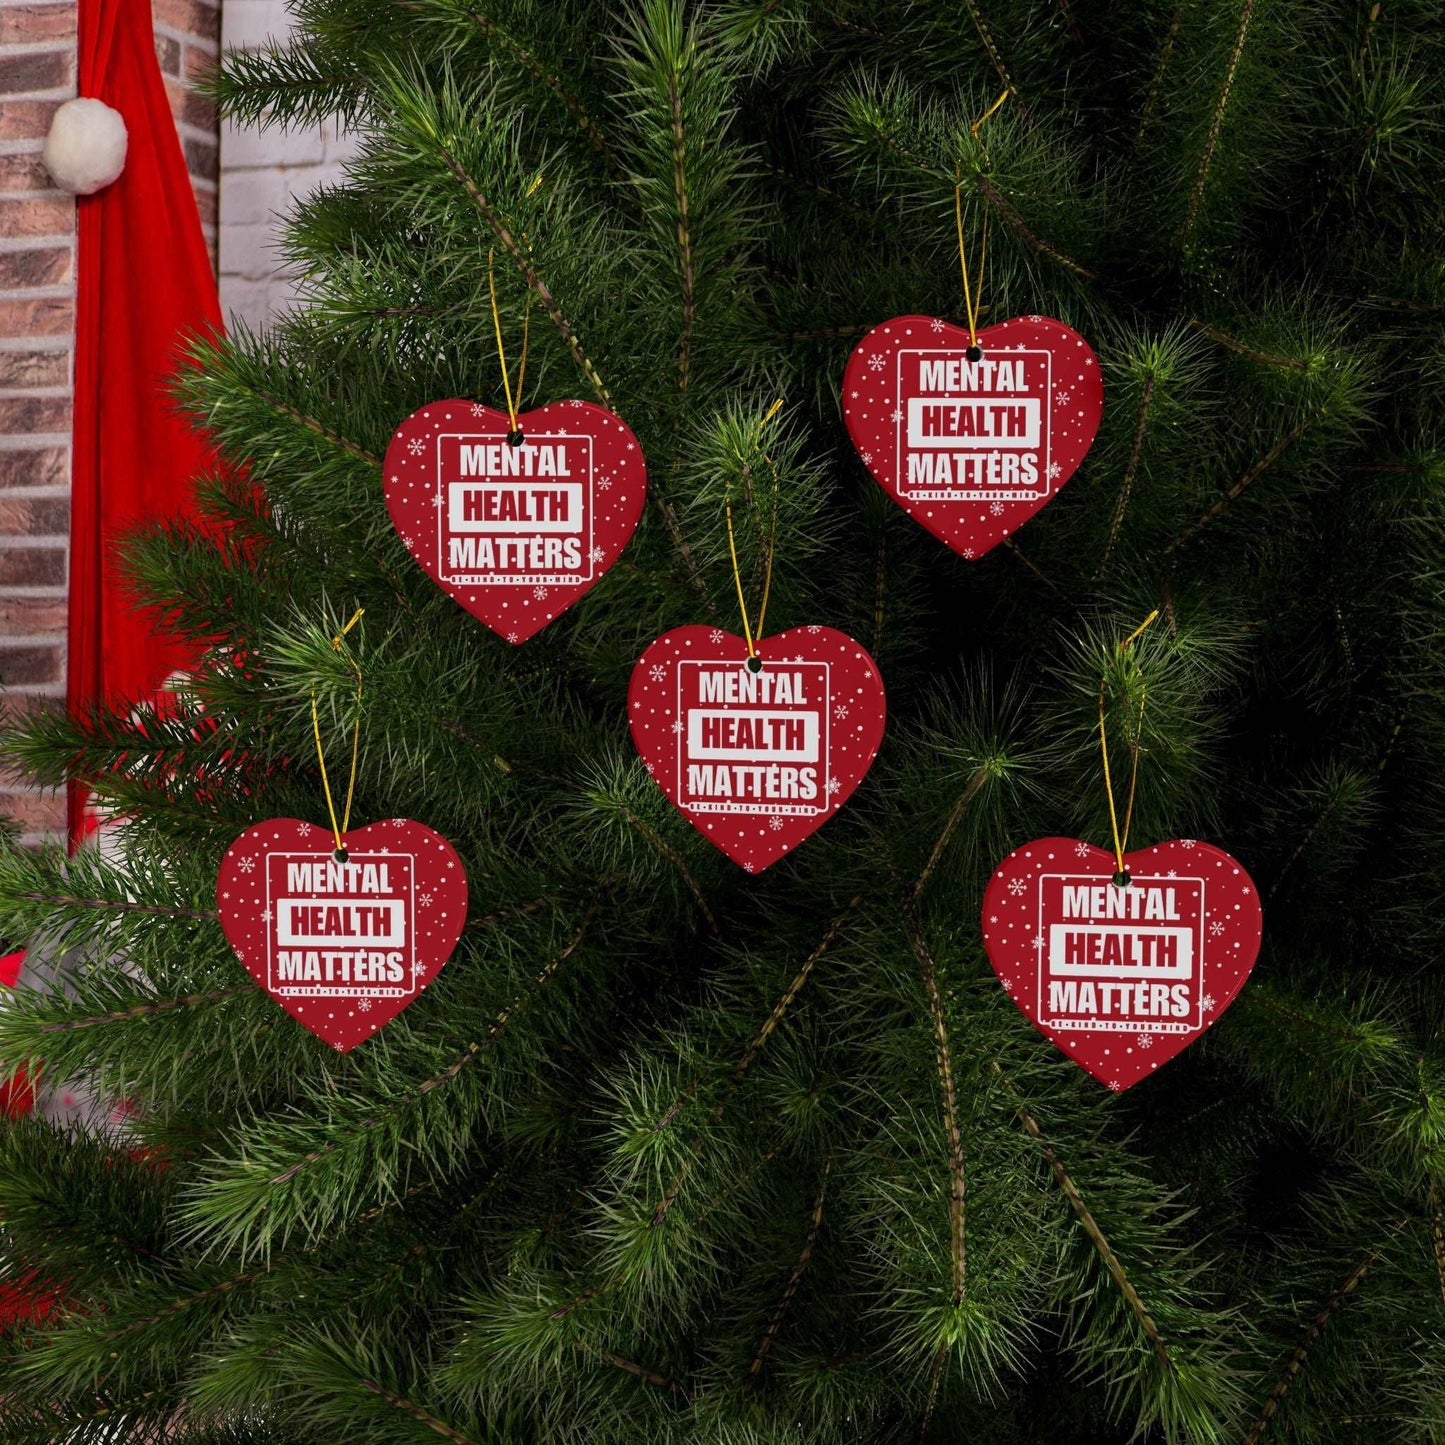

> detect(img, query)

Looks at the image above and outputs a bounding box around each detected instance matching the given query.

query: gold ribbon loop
[488,248,532,434]
[725,400,785,660]
[1098,609,1159,878]
[312,607,365,856]
[954,89,1010,348]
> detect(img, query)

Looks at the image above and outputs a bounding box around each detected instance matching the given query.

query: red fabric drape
[68,0,223,843]
[0,949,31,1119]
[0,949,37,1327]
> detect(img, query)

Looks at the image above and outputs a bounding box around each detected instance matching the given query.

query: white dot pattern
[383,398,646,643]
[628,625,887,872]
[980,836,1262,1091]
[842,314,1103,559]
[217,818,469,1053]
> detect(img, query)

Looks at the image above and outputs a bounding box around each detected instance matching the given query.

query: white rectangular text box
[1047,924,1193,980]
[448,482,583,534]
[907,396,1041,449]
[276,898,406,947]
[686,708,820,762]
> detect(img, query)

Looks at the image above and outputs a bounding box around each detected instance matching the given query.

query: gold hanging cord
[311,607,365,857]
[953,88,1010,347]
[725,399,786,659]
[1097,609,1160,878]
[488,248,533,432]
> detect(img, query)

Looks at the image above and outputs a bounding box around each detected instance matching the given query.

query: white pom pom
[43,97,128,195]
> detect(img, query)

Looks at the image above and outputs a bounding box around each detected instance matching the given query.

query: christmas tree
[2,1,1443,1439]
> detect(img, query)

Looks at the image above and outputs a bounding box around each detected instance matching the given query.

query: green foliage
[2,0,1444,1440]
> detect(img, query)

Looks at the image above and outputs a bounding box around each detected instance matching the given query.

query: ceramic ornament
[843,314,1102,559]
[629,625,886,872]
[218,818,468,1052]
[384,399,646,642]
[981,837,1261,1090]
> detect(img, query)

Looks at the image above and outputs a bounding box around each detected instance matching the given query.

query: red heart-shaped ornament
[843,314,1102,559]
[218,818,468,1052]
[629,626,886,872]
[384,399,646,642]
[981,837,1261,1090]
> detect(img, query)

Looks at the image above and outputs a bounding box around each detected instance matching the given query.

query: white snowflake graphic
[357,999,373,1013]
[768,816,785,831]
[532,585,550,600]
[671,719,685,736]
[432,493,444,508]
[930,318,945,332]
[1209,921,1226,937]
[419,892,434,907]
[237,857,256,873]
[407,438,425,456]
[649,664,666,681]
[1181,839,1198,849]
[260,909,272,923]
[1200,993,1217,1013]
[1056,388,1072,406]
[891,407,903,422]
[860,451,874,464]
[1165,869,1179,879]
[826,776,841,795]
[470,403,487,416]
[598,477,612,491]
[834,704,849,720]
[1074,841,1091,857]
[710,628,725,643]
[867,354,886,372]
[806,624,821,634]
[1136,1031,1155,1049]
[507,631,519,643]
[589,546,605,563]
[1046,461,1062,481]
[1008,878,1027,896]
[1033,932,1046,952]
[962,547,976,559]
[989,501,1005,516]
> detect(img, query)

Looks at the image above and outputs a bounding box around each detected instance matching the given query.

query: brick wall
[218,0,355,329]
[0,0,219,845]
[156,0,221,259]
